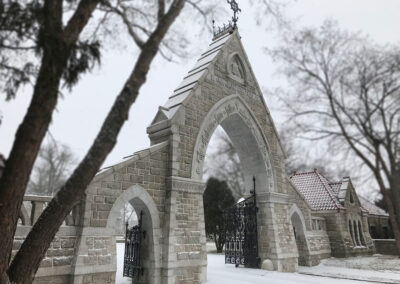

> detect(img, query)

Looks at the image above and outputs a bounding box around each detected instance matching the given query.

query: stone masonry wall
[72,143,169,284]
[13,226,80,283]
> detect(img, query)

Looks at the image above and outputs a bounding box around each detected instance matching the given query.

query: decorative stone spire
[212,0,242,39]
[227,0,241,28]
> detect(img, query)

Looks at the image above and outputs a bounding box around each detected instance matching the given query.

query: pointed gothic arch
[289,204,311,266]
[190,95,276,193]
[107,185,162,284]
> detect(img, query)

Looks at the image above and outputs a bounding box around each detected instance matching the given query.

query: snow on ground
[320,254,400,272]
[299,254,400,284]
[116,243,400,284]
[205,253,371,284]
[116,243,131,284]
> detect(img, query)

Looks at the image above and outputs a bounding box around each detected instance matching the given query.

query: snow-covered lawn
[116,243,400,283]
[206,253,374,284]
[320,254,400,272]
[299,254,400,284]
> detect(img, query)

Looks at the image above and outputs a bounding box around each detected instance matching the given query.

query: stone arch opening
[289,205,311,266]
[107,185,161,284]
[192,95,277,273]
[191,95,275,194]
[203,126,245,200]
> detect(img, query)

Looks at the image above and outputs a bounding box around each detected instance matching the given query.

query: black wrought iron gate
[225,177,260,268]
[123,211,144,281]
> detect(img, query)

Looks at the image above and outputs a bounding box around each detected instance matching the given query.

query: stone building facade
[11,27,392,284]
[290,169,392,258]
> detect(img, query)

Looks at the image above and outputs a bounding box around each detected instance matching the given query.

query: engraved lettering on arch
[201,132,209,148]
[196,149,205,163]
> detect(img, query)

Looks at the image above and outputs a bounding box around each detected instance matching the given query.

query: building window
[358,221,365,245]
[353,220,361,246]
[350,193,354,204]
[349,220,355,245]
[370,225,377,239]
[383,226,389,239]
[312,219,317,230]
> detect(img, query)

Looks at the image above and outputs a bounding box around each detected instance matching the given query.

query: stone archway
[71,28,300,284]
[289,205,311,266]
[107,185,162,284]
[191,94,275,194]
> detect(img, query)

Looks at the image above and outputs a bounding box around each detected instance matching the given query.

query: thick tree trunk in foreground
[384,179,400,256]
[0,0,99,282]
[8,1,186,283]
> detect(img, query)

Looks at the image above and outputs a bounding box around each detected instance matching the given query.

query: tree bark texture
[8,1,186,283]
[0,0,99,282]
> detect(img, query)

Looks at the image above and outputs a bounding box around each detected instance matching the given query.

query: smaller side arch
[289,204,311,266]
[288,204,307,232]
[107,185,160,231]
[107,185,162,284]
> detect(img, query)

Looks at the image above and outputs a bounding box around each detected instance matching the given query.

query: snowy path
[116,243,397,283]
[205,254,368,284]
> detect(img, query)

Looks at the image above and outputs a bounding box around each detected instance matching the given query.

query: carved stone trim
[166,176,206,194]
[227,52,246,84]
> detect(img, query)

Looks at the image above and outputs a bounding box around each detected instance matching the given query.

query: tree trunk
[0,1,66,279]
[8,1,186,282]
[378,174,400,256]
[0,0,100,281]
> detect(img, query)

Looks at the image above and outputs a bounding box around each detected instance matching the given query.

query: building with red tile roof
[290,168,391,257]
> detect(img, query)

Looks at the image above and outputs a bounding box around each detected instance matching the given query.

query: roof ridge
[290,170,315,177]
[315,171,342,210]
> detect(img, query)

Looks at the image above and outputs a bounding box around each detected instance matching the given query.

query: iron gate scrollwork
[123,211,145,281]
[225,176,260,268]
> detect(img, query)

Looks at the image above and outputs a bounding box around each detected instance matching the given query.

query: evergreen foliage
[203,177,235,253]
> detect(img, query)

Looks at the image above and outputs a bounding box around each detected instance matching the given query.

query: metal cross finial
[227,0,241,28]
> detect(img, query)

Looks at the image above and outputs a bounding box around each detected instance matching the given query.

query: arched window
[350,193,354,204]
[348,220,355,245]
[353,220,361,246]
[358,220,365,246]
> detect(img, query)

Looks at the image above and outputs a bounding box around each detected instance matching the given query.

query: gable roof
[291,169,388,217]
[146,28,286,156]
[290,169,344,211]
[358,196,388,217]
[150,32,234,124]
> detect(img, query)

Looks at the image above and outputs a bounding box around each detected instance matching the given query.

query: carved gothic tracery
[231,55,245,79]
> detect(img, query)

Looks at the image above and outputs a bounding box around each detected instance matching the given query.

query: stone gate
[15,27,333,284]
[72,28,301,283]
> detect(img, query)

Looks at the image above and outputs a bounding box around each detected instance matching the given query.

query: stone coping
[15,225,79,237]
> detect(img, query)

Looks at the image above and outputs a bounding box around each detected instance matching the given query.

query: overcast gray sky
[1,0,400,174]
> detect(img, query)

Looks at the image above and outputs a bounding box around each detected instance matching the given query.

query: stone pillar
[257,192,298,272]
[162,177,206,284]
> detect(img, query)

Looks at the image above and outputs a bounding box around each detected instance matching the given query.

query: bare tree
[0,0,292,281]
[270,20,400,254]
[27,136,76,196]
[204,127,246,200]
[0,1,211,282]
[279,128,348,180]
